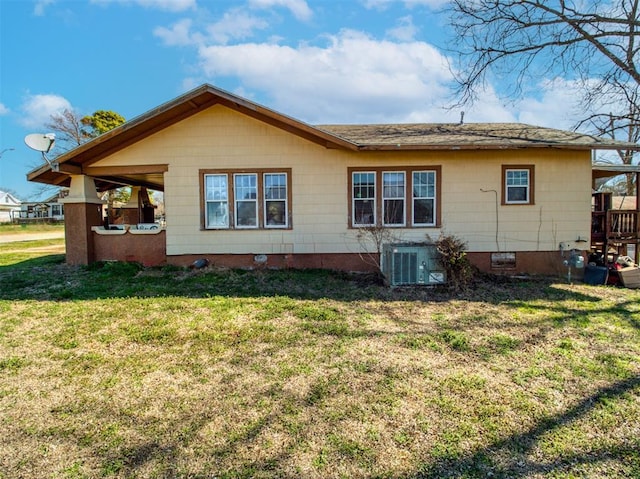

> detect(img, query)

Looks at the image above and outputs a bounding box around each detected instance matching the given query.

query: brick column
[60,175,105,265]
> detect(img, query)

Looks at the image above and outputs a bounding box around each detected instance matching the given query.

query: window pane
[236,202,257,226]
[413,198,434,225]
[235,174,257,199]
[354,200,375,225]
[507,170,528,186]
[266,201,286,226]
[353,172,375,199]
[507,186,528,202]
[206,174,228,201]
[384,199,404,225]
[265,173,287,200]
[207,201,228,227]
[383,172,404,198]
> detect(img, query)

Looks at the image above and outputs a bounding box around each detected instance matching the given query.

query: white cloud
[248,0,312,21]
[0,103,9,116]
[19,94,73,129]
[34,0,55,16]
[198,29,456,123]
[155,11,270,46]
[206,9,270,44]
[154,18,201,46]
[90,0,196,12]
[513,78,584,130]
[155,9,587,128]
[386,15,417,41]
[362,0,449,10]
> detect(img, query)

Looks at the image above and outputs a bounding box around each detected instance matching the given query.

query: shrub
[431,233,474,291]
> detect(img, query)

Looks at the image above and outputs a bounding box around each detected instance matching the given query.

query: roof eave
[356,143,640,151]
[27,84,359,187]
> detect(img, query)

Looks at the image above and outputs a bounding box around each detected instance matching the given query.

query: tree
[46,109,126,153]
[81,110,126,136]
[447,1,640,193]
[448,1,640,103]
[576,79,640,193]
[45,109,88,152]
[45,109,129,207]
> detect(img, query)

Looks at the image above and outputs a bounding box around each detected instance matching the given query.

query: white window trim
[412,170,437,227]
[352,171,377,227]
[505,168,530,204]
[382,171,406,227]
[204,173,230,229]
[263,172,288,229]
[234,173,259,229]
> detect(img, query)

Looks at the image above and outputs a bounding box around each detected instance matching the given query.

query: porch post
[59,175,105,265]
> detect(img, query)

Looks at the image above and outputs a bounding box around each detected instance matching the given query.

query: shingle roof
[316,123,640,150]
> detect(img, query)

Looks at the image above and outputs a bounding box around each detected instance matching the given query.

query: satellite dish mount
[24,133,58,171]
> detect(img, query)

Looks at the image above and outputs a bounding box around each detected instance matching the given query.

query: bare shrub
[430,233,475,291]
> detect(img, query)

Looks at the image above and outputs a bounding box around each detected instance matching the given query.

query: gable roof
[0,191,21,207]
[27,83,640,191]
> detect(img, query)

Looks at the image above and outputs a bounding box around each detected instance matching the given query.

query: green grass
[0,222,64,234]
[0,240,639,478]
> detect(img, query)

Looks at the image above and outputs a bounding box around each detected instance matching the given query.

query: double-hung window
[234,173,258,228]
[264,173,288,228]
[502,165,534,205]
[412,170,436,226]
[202,169,291,229]
[205,174,229,228]
[349,167,440,228]
[383,172,405,226]
[352,172,376,226]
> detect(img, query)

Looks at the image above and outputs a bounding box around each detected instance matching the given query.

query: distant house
[26,84,640,279]
[0,191,21,223]
[15,190,66,223]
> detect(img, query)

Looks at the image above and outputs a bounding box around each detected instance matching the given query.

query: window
[412,171,436,226]
[503,165,534,205]
[349,167,440,228]
[264,173,288,228]
[201,169,291,229]
[205,174,229,228]
[352,172,376,226]
[383,172,405,226]
[234,173,258,228]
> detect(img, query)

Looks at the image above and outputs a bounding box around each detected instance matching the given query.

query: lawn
[0,239,639,478]
[0,223,65,236]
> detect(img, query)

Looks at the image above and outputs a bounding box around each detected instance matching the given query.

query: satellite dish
[24,133,57,169]
[25,133,55,153]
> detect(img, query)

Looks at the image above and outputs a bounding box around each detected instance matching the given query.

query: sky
[0,0,585,200]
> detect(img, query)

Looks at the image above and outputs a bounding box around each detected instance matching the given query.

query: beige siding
[94,105,592,256]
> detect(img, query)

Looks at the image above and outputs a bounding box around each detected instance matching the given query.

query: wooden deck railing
[606,209,640,242]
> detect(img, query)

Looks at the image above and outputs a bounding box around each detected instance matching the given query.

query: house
[0,190,21,223]
[26,84,640,278]
[15,190,66,223]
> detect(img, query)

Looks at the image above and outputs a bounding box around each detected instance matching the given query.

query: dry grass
[0,241,639,478]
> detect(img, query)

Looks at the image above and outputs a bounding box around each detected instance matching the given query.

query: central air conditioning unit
[381,243,446,287]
